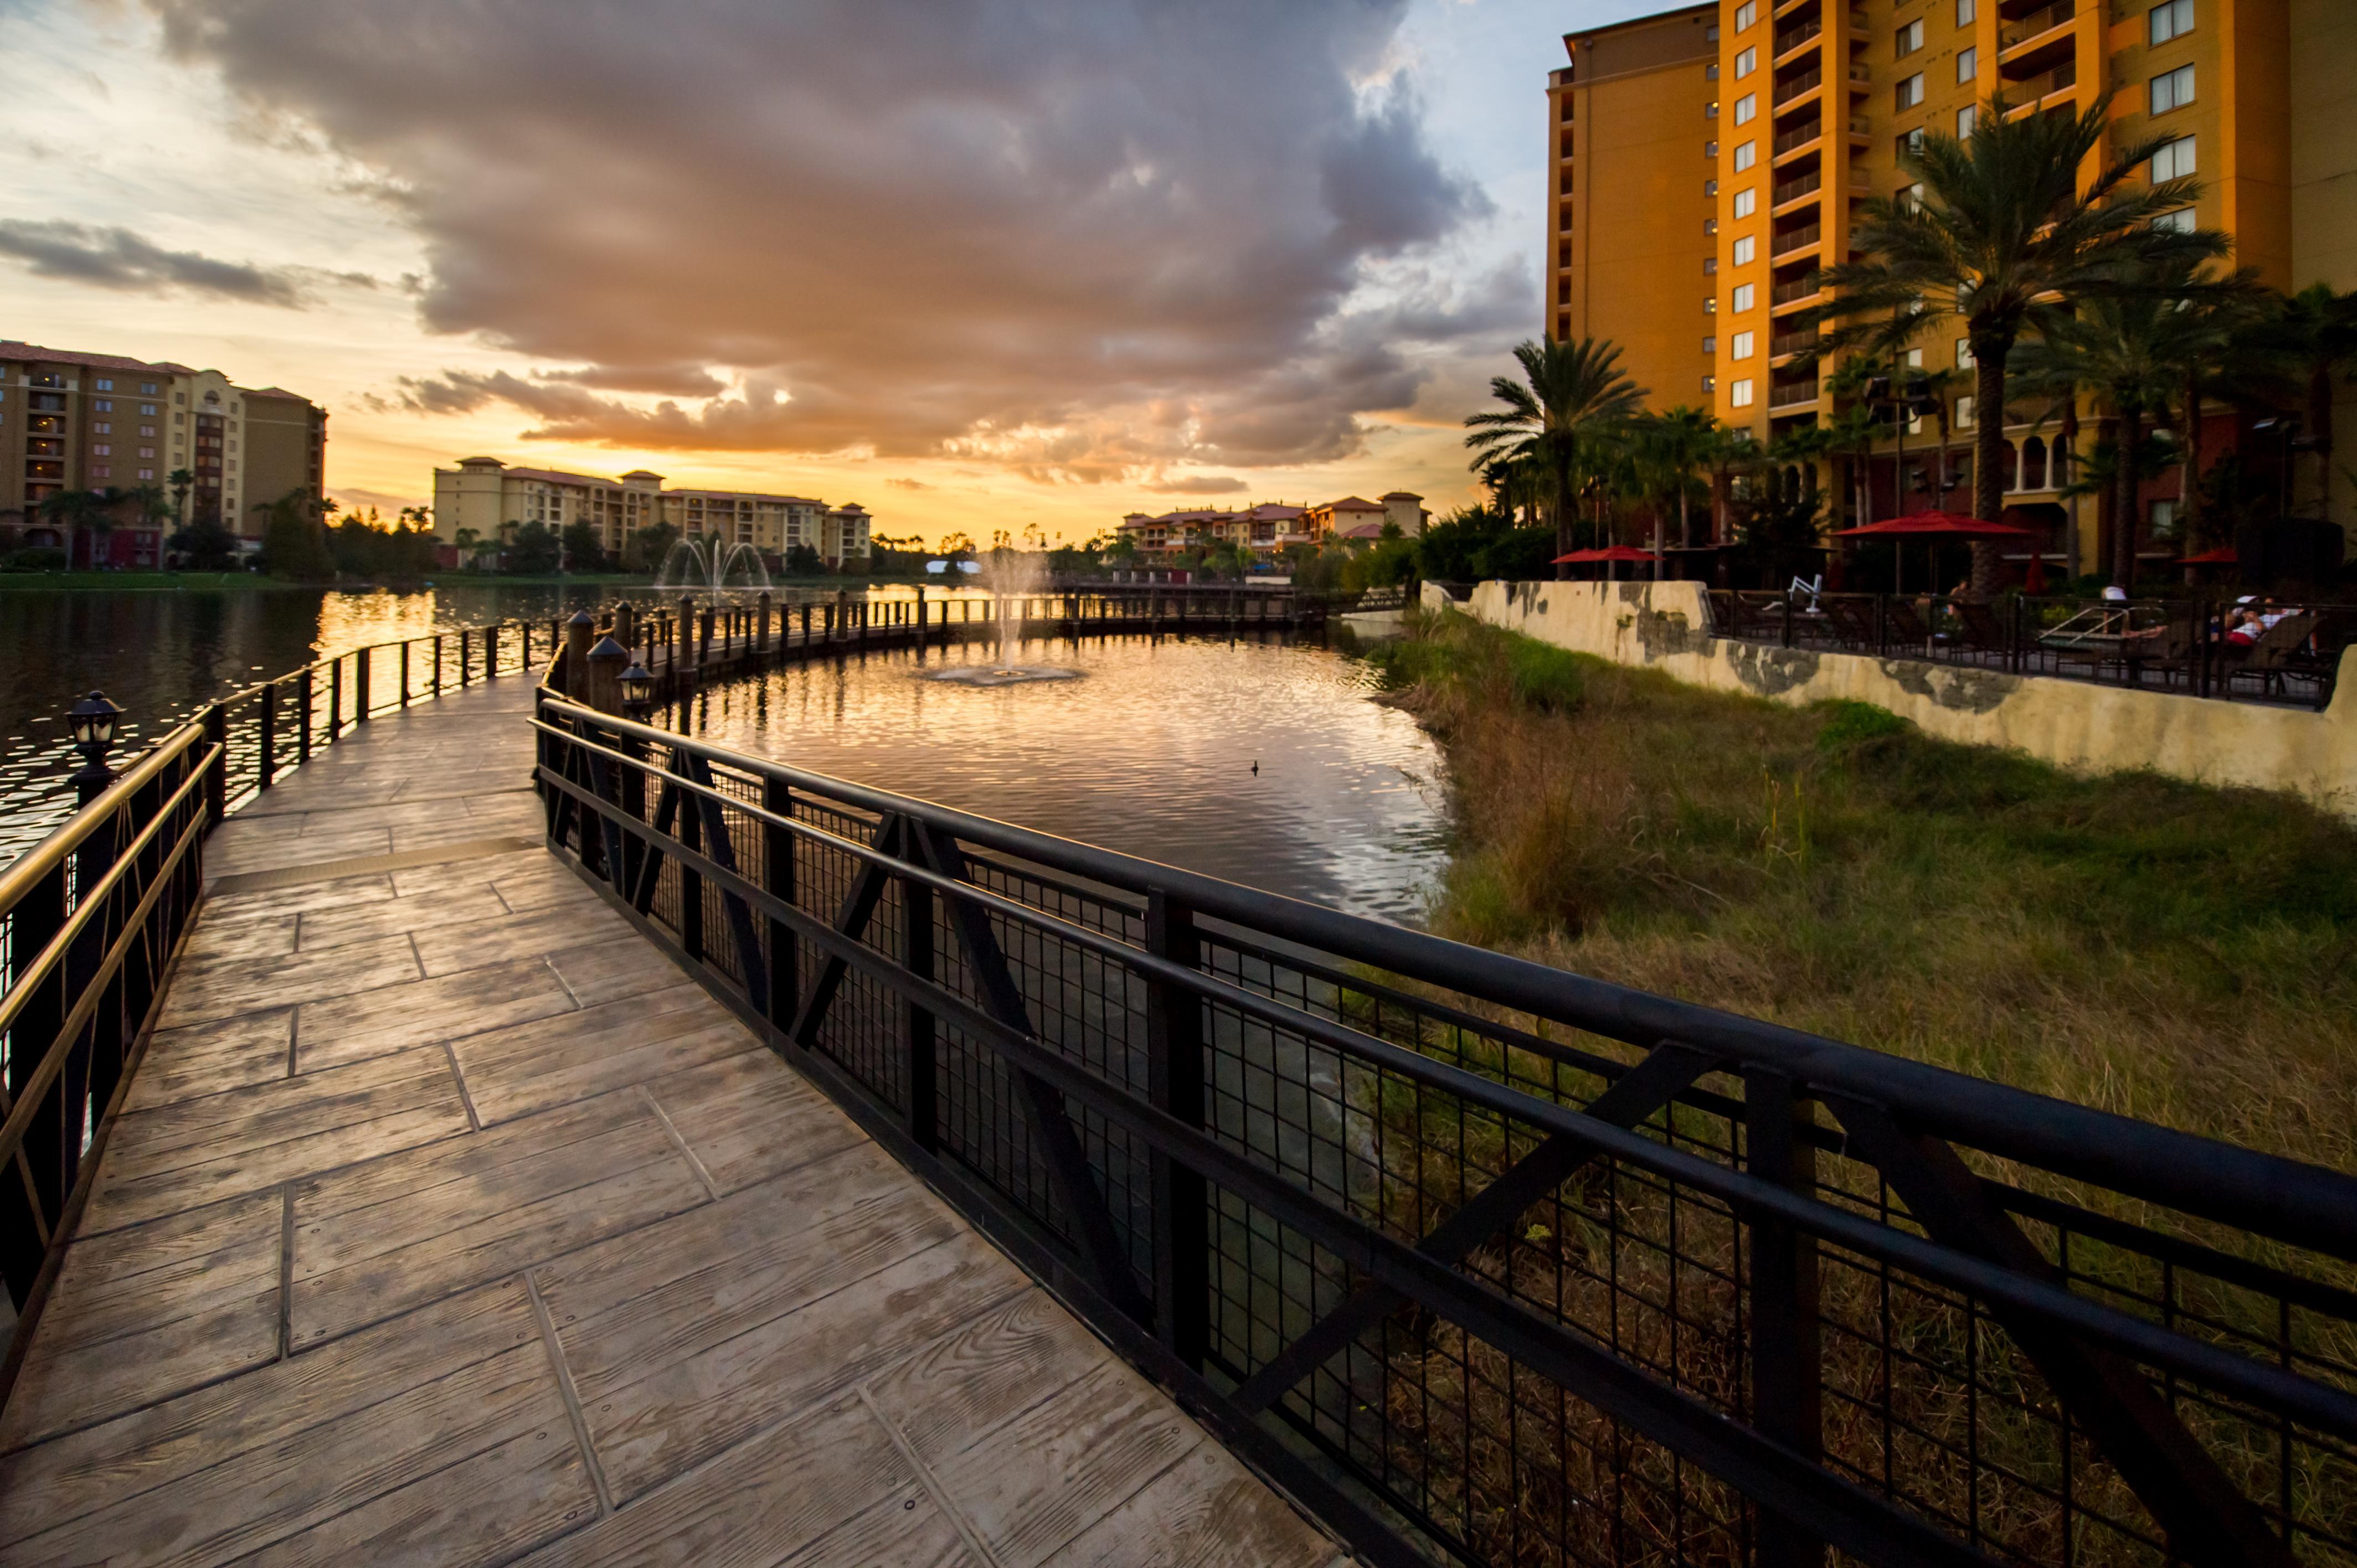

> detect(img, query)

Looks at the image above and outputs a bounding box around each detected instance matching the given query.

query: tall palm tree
[1465,337,1646,576]
[1630,406,1721,577]
[2242,283,2357,523]
[1820,92,2230,594]
[166,468,195,529]
[34,489,100,568]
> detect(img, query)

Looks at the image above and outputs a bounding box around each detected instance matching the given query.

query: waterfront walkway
[0,678,1346,1566]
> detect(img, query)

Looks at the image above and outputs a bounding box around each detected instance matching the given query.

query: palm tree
[166,468,195,529]
[1465,337,1646,576]
[34,489,102,569]
[2243,283,2357,523]
[1630,407,1720,576]
[1820,92,2231,594]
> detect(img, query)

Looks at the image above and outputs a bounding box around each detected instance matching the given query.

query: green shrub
[1812,699,1910,752]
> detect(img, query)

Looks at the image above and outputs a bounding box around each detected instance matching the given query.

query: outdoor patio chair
[1879,598,1934,652]
[1820,596,1880,649]
[1951,600,2012,661]
[2226,612,2320,700]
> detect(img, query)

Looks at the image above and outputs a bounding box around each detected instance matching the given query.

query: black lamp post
[619,660,655,720]
[67,690,125,803]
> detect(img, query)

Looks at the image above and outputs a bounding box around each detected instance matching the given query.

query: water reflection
[0,581,996,868]
[671,631,1447,924]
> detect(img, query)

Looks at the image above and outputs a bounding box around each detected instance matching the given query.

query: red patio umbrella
[1552,545,1663,581]
[1834,512,2039,594]
[2179,546,2237,564]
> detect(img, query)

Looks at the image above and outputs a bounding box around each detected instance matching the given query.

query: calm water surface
[673,632,1448,923]
[1,590,1447,921]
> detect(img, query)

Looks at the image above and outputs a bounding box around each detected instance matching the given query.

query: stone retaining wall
[1427,580,2357,817]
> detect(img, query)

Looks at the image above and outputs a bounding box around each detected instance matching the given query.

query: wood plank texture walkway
[0,678,1350,1568]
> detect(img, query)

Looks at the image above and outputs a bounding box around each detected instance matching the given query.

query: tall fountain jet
[925,548,1081,687]
[653,536,772,597]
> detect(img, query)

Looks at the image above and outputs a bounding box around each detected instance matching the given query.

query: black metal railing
[0,723,218,1394]
[533,685,2357,1568]
[1707,590,2354,708]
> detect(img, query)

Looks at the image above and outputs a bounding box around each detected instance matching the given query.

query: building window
[1957,46,1977,82]
[1957,0,1976,23]
[1956,337,1974,368]
[1704,375,1717,393]
[2151,134,2196,182]
[1704,337,1718,355]
[1900,127,1927,156]
[1706,139,1719,157]
[2150,64,2195,115]
[93,399,112,412]
[1706,296,1718,313]
[1735,46,1756,77]
[1706,217,1718,234]
[141,404,156,416]
[1898,180,1926,210]
[1731,378,1756,408]
[90,466,111,480]
[1706,256,1720,274]
[92,422,111,435]
[1896,18,1924,56]
[1955,395,1975,427]
[138,446,154,458]
[1732,282,1756,312]
[90,443,111,456]
[1708,100,1720,117]
[1957,105,1978,137]
[2149,0,2193,45]
[1733,93,1755,125]
[1733,235,1757,265]
[1732,331,1756,360]
[95,378,114,391]
[1735,0,1757,28]
[137,468,154,481]
[1706,61,1720,79]
[1706,177,1719,197]
[1896,73,1924,110]
[140,381,157,394]
[1733,140,1757,171]
[2153,207,2197,233]
[1734,188,1757,218]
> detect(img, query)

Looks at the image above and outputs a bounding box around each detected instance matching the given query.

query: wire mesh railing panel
[531,689,2357,1568]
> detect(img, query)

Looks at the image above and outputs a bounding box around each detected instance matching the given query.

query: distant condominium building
[0,341,327,566]
[431,457,872,568]
[1116,492,1423,559]
[1549,0,2354,572]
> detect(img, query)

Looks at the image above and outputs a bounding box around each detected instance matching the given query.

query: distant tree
[561,519,605,571]
[626,520,680,572]
[169,516,239,570]
[784,542,824,576]
[258,491,336,580]
[1104,534,1141,569]
[167,468,195,528]
[506,520,563,574]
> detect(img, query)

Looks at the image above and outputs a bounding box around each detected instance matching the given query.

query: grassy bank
[1365,612,2357,1171]
[0,571,317,591]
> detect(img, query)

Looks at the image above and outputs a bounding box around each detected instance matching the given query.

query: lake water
[0,587,1447,922]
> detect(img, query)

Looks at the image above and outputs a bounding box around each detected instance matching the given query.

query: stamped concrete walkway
[0,677,1347,1567]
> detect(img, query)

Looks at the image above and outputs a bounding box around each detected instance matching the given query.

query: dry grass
[1366,611,2357,1172]
[1332,612,2357,1567]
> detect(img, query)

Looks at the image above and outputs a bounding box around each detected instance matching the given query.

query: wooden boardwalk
[0,678,1349,1567]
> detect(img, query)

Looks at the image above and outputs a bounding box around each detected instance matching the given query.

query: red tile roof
[1319,496,1383,512]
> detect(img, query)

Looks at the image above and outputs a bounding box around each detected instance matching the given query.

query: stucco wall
[1427,580,2357,817]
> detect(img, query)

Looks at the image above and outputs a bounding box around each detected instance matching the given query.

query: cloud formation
[0,219,356,306]
[150,0,1524,477]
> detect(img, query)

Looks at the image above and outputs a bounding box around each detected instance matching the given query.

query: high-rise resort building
[1,342,327,566]
[1548,0,2351,576]
[430,458,873,569]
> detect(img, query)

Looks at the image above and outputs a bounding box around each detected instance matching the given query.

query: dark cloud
[150,0,1519,475]
[0,219,335,306]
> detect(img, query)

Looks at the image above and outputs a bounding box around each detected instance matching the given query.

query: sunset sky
[3,0,1658,549]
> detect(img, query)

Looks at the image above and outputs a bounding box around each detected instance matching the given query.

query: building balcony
[2003,58,2079,109]
[1773,20,1822,63]
[1773,170,1823,211]
[1999,0,2076,54]
[1771,223,1823,260]
[1774,66,1824,108]
[1773,120,1824,159]
[1769,380,1824,409]
[1770,276,1825,312]
[1770,329,1821,361]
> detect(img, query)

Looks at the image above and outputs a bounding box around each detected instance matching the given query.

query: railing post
[677,765,705,962]
[399,641,411,708]
[203,703,228,824]
[355,646,370,723]
[327,657,342,740]
[259,680,277,789]
[298,667,314,763]
[1145,889,1208,1368]
[486,623,500,679]
[460,627,473,687]
[761,777,797,1036]
[755,592,770,654]
[564,610,596,701]
[901,842,936,1152]
[433,635,444,696]
[2009,595,2025,676]
[0,855,69,1303]
[1744,1067,1825,1568]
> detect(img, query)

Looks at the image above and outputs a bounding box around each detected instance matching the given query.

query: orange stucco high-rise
[1548,6,1722,412]
[1552,0,2354,571]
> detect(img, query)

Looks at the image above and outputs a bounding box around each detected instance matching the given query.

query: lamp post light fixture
[619,660,655,719]
[66,689,126,803]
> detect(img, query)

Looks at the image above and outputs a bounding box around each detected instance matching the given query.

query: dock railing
[533,684,2357,1568]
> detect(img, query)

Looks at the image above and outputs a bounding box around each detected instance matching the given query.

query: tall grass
[1364,612,2357,1172]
